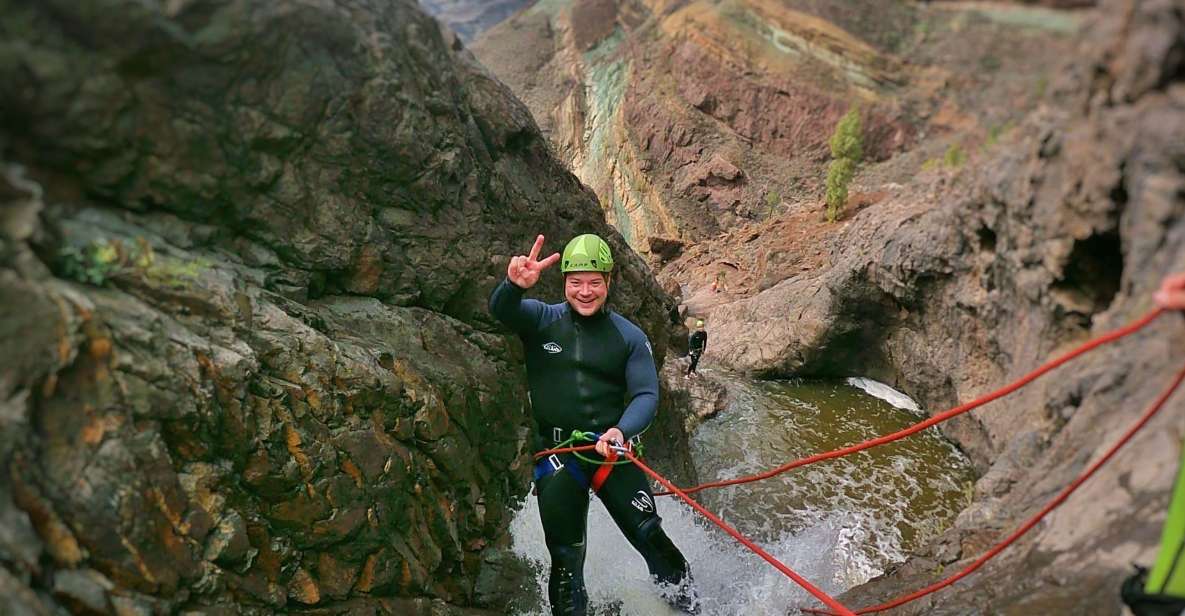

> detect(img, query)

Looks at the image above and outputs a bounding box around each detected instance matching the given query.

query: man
[686,319,707,378]
[488,233,697,616]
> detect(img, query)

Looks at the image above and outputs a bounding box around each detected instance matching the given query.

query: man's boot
[548,543,588,616]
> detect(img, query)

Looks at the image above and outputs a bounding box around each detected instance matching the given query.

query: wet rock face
[0,0,679,613]
[706,0,1185,611]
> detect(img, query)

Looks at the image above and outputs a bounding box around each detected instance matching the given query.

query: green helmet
[561,234,614,273]
[696,319,704,328]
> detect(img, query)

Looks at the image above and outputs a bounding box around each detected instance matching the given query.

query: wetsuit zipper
[573,316,585,426]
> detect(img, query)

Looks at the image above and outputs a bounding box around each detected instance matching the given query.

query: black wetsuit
[489,278,694,615]
[687,329,707,375]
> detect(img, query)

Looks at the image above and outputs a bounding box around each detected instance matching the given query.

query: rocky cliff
[696,0,1185,612]
[0,1,684,613]
[474,0,1079,262]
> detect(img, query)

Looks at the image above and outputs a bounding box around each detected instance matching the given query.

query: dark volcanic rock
[0,0,684,612]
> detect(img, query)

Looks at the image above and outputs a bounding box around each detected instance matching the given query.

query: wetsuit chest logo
[542,342,563,354]
[630,490,654,513]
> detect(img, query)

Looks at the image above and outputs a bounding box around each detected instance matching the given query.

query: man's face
[565,272,609,316]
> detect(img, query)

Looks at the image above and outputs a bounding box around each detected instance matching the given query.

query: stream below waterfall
[508,374,976,615]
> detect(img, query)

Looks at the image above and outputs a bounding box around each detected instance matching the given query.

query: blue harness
[533,453,591,489]
[533,428,643,492]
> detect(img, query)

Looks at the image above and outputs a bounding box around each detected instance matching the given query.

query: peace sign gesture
[507,234,561,289]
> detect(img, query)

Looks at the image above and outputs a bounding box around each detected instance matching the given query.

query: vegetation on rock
[825,106,864,223]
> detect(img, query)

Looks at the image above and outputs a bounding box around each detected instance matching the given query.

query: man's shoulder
[607,311,648,341]
[534,301,569,327]
[508,299,568,335]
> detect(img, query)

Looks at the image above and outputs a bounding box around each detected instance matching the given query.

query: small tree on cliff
[825,106,863,223]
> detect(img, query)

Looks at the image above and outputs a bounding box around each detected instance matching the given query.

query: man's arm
[489,234,561,334]
[488,278,547,334]
[615,330,659,440]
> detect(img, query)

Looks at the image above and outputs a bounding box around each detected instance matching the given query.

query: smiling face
[565,272,610,316]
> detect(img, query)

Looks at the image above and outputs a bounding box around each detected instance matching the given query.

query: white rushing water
[507,492,882,615]
[845,377,922,413]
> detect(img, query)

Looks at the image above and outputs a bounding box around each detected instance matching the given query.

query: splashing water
[509,377,974,615]
[508,494,878,615]
[846,377,921,413]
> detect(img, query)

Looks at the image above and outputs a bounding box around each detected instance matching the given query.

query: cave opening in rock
[798,290,902,385]
[976,225,997,252]
[1054,229,1123,315]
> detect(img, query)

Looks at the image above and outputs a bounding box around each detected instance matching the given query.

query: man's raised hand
[508,235,561,289]
[1155,272,1185,310]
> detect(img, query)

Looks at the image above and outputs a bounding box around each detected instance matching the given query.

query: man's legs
[537,462,592,616]
[687,351,701,375]
[597,464,698,613]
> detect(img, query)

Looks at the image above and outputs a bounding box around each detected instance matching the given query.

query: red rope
[659,308,1166,497]
[802,360,1185,615]
[623,450,857,616]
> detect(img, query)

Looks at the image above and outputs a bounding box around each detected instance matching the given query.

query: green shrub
[943,144,966,168]
[144,255,209,288]
[986,126,1002,147]
[985,121,1015,148]
[1034,75,1049,99]
[825,106,863,222]
[59,240,123,286]
[829,107,864,163]
[765,190,781,218]
[58,237,206,288]
[825,158,855,222]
